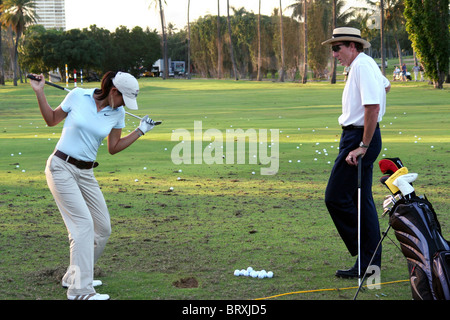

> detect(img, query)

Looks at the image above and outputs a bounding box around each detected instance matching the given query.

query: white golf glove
[138,115,155,135]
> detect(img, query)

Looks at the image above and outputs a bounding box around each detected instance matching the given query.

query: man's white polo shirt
[339,53,389,127]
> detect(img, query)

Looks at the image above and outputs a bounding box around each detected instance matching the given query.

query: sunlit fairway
[0,78,448,300]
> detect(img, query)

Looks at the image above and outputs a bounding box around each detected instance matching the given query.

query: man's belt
[342,123,379,130]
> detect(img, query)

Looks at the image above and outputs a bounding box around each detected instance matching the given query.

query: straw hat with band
[322,27,371,49]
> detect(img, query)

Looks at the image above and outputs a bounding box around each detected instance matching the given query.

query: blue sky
[65,0,362,32]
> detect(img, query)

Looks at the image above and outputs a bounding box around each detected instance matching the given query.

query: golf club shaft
[357,155,362,287]
[125,111,142,120]
[353,224,390,300]
[28,74,145,122]
[125,112,162,126]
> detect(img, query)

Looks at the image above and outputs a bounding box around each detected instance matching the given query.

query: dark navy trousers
[325,127,382,269]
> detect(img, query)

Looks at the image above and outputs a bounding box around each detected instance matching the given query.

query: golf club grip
[27,74,70,92]
[357,155,362,188]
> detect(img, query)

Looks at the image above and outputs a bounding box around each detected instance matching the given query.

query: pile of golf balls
[233,267,273,279]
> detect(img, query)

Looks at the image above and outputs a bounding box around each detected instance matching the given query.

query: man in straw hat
[322,27,391,279]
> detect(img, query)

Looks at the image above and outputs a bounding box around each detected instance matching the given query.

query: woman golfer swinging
[30,71,155,300]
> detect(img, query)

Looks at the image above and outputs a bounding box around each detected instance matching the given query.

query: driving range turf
[0,78,449,301]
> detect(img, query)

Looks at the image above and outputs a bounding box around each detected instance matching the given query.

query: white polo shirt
[55,88,125,161]
[339,53,389,127]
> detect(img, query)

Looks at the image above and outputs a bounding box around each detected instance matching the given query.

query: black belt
[54,150,99,169]
[342,123,379,130]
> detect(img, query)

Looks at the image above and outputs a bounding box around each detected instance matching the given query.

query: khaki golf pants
[45,154,111,297]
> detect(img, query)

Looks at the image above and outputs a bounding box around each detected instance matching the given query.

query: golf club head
[382,195,395,216]
[393,173,418,196]
[384,167,408,195]
[383,195,396,207]
[382,194,402,217]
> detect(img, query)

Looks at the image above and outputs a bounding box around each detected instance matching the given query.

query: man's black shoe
[335,267,364,279]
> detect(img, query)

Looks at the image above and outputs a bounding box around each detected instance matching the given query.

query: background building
[34,0,66,30]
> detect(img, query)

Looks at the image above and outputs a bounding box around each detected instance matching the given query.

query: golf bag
[389,195,450,300]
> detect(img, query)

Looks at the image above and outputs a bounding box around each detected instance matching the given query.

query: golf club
[27,74,161,125]
[123,112,162,126]
[27,73,71,92]
[354,172,403,300]
[355,156,410,300]
[357,155,362,287]
[382,194,402,217]
[353,222,391,300]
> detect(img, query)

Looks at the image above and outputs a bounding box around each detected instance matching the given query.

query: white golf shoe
[67,293,110,300]
[62,279,103,289]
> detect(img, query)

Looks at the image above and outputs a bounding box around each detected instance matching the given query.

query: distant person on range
[412,63,420,82]
[402,63,408,81]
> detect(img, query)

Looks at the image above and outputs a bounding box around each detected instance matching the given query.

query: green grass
[0,77,449,301]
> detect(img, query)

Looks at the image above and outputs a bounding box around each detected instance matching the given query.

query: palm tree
[302,0,308,84]
[279,0,285,82]
[226,0,238,80]
[330,0,337,83]
[217,0,222,79]
[0,0,37,86]
[187,0,191,79]
[384,0,406,69]
[360,0,405,75]
[380,0,385,75]
[329,0,352,83]
[257,0,262,81]
[289,0,308,83]
[150,0,168,79]
[0,0,5,85]
[291,0,351,83]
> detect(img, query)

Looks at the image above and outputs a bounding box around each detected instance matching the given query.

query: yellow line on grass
[254,279,410,300]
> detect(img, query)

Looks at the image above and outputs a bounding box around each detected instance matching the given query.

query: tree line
[0,0,448,88]
[153,0,417,81]
[20,24,161,80]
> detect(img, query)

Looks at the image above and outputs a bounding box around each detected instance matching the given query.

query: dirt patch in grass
[173,277,198,288]
[29,266,107,285]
